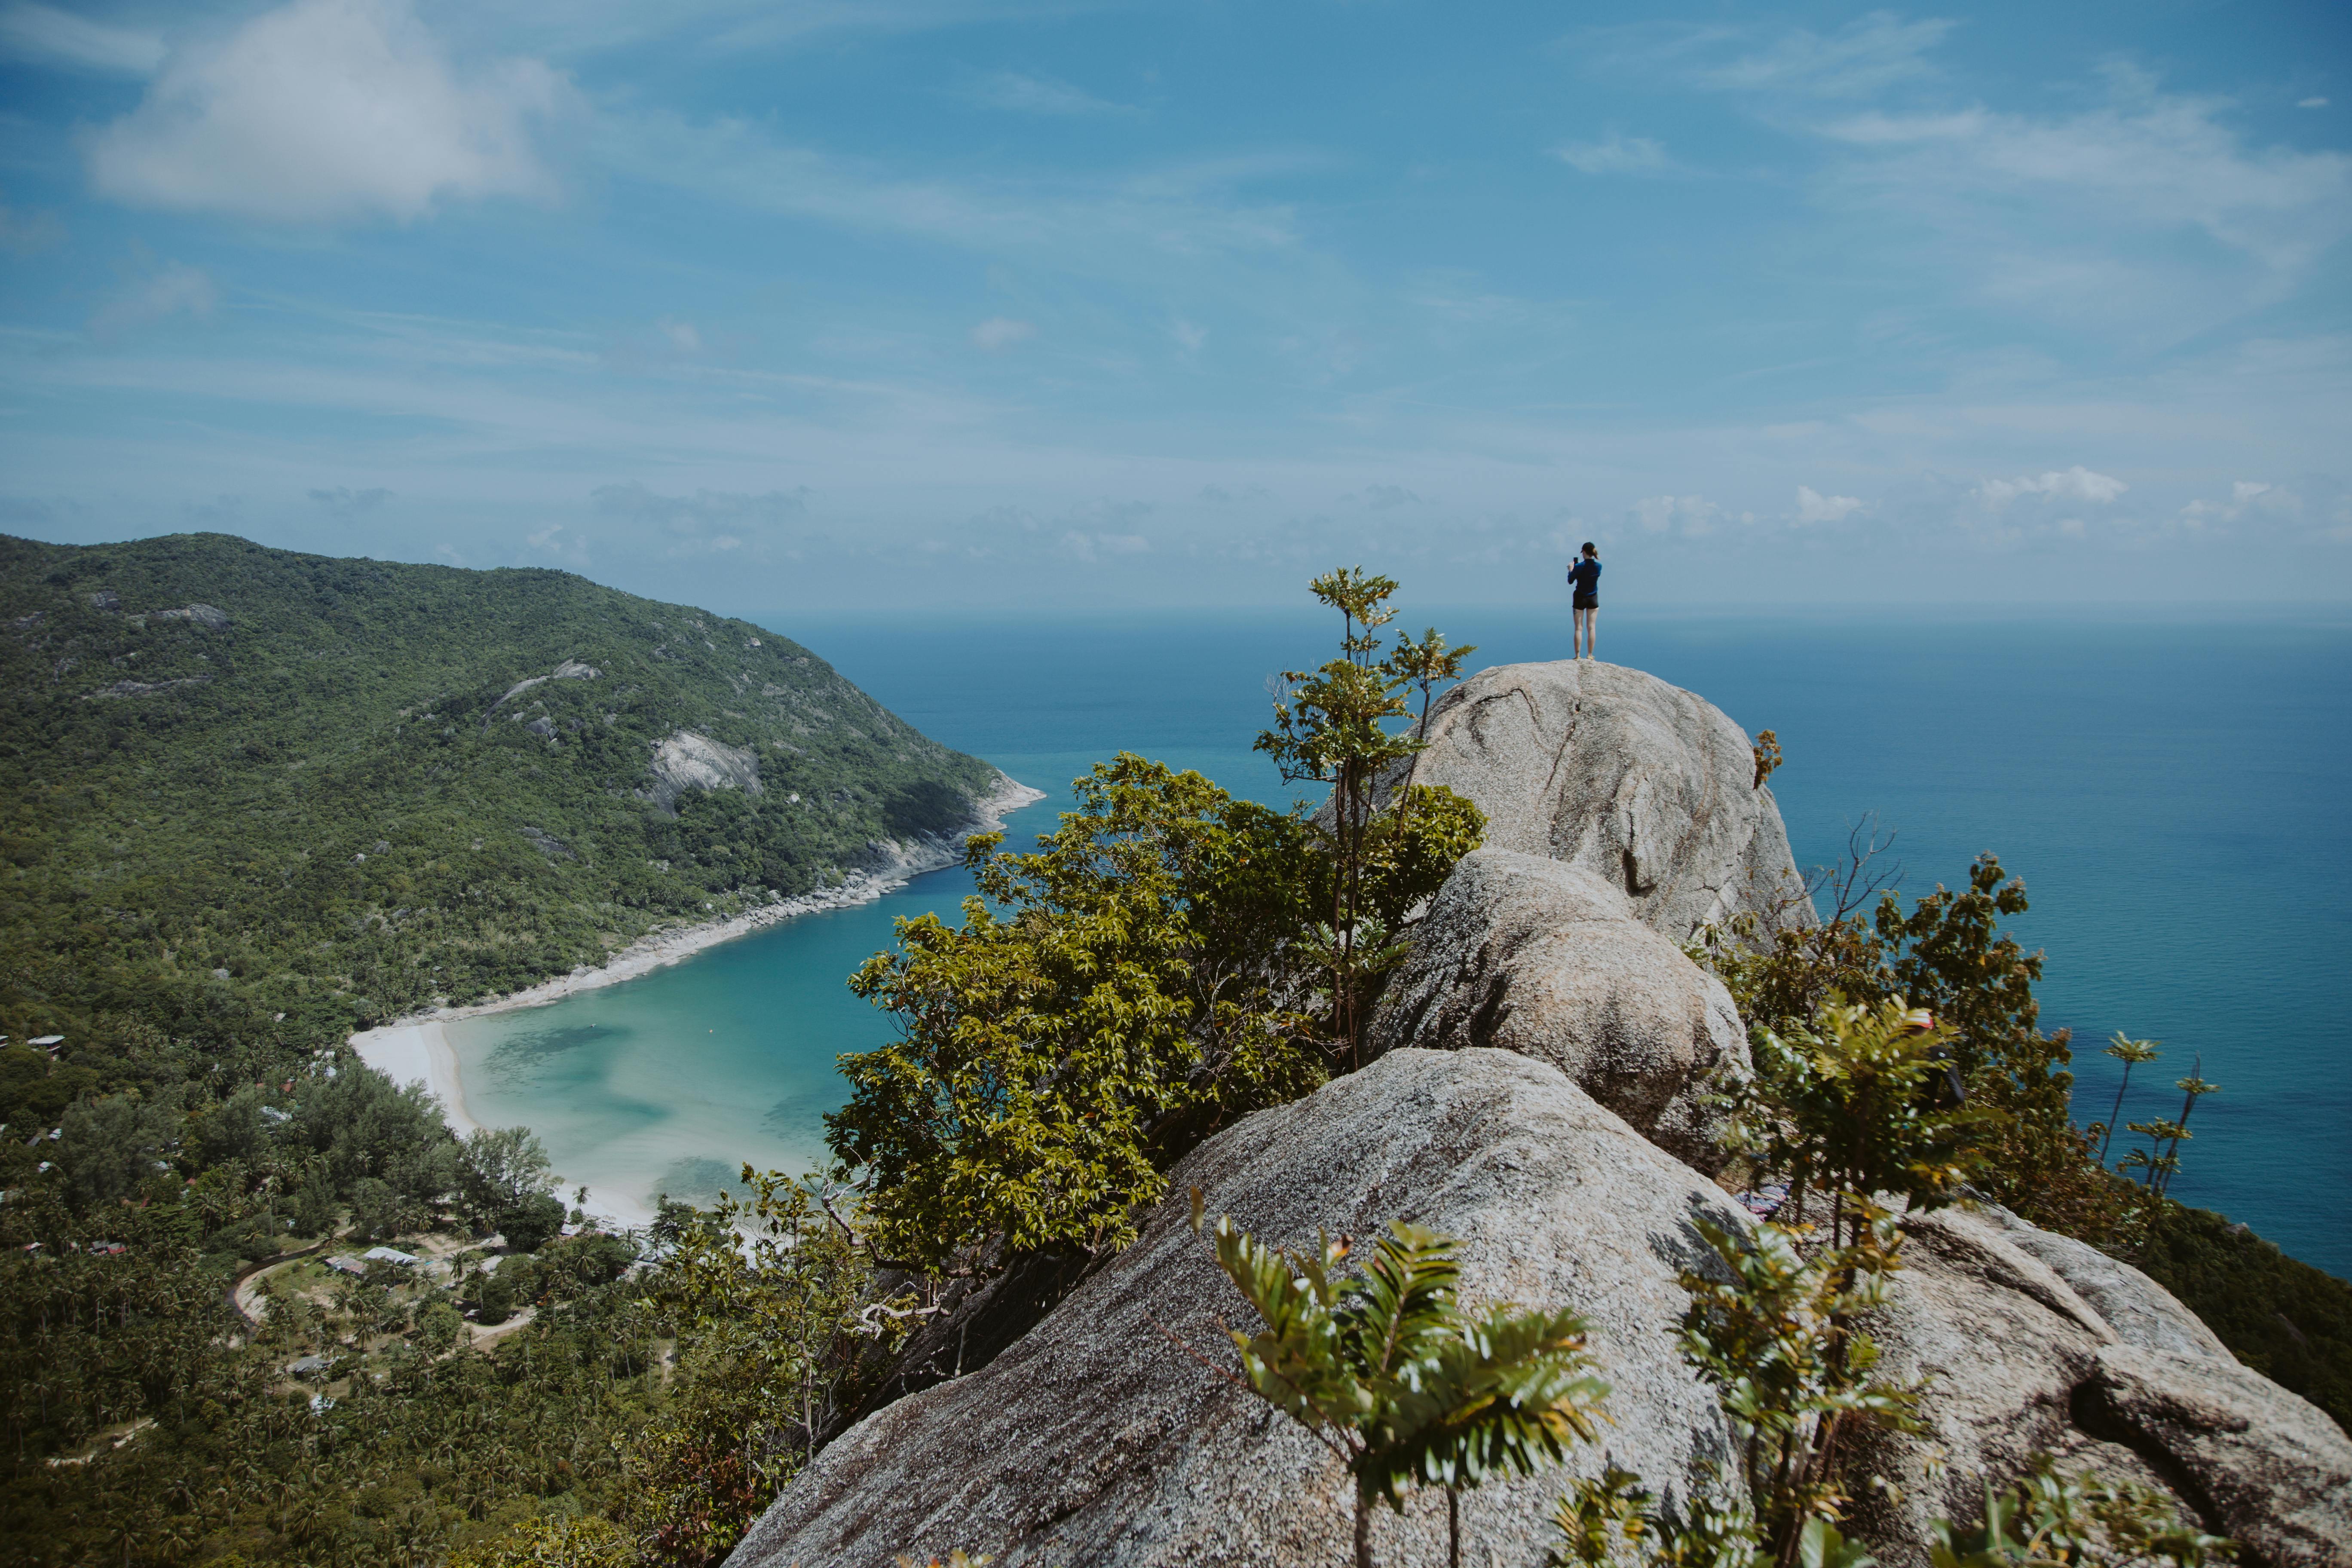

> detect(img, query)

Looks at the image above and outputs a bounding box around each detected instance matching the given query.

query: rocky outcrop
[648,729,763,812]
[2078,1344,2352,1568]
[729,1048,1752,1568]
[493,656,600,710]
[724,649,2349,1566]
[1366,849,1747,1171]
[83,674,212,700]
[151,603,230,629]
[1846,1205,2352,1568]
[1386,661,1807,939]
[735,1047,2351,1568]
[1975,1201,2236,1363]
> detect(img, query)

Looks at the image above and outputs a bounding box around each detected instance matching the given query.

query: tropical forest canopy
[0,531,998,1053]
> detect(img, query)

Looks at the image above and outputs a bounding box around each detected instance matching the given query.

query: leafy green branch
[1188,1192,1608,1568]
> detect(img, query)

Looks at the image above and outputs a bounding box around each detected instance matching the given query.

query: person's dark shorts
[1573,594,1598,609]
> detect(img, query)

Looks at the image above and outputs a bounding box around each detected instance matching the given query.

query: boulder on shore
[1382,660,1808,939]
[1367,848,1748,1171]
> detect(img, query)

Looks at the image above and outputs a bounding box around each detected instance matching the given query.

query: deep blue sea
[447,608,2352,1279]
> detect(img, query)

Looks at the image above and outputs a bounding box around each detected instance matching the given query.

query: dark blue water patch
[762,1090,824,1136]
[482,1022,621,1083]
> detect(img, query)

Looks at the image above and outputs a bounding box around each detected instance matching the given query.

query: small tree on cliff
[1257,570,1477,1064]
[1193,1194,1609,1568]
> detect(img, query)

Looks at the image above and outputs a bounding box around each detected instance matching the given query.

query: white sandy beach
[349,772,1045,1231]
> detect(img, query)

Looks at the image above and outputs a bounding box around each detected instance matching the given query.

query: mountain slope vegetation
[0,532,1001,1051]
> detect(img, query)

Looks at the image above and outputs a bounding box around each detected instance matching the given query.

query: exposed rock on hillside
[649,729,764,812]
[1388,660,1807,938]
[151,602,230,629]
[729,1048,1751,1568]
[493,656,600,710]
[1366,848,1747,1171]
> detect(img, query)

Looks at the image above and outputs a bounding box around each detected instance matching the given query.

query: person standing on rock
[1568,542,1601,659]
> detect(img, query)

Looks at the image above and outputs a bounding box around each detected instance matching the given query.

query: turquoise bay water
[448,608,2352,1277]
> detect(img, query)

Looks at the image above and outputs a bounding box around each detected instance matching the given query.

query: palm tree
[2097,1034,2160,1166]
[2159,1061,2219,1197]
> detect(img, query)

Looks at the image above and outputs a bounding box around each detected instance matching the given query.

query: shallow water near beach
[446,607,2352,1277]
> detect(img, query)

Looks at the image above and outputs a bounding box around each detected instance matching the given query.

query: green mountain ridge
[0,531,1005,1051]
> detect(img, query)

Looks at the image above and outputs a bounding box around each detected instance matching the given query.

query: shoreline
[350,770,1046,1229]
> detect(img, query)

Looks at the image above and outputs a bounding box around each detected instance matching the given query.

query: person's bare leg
[1571,606,1587,658]
[1587,607,1598,662]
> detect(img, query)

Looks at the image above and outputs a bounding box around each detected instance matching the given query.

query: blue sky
[1,0,2347,612]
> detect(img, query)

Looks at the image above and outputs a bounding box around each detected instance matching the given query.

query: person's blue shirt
[1568,558,1601,598]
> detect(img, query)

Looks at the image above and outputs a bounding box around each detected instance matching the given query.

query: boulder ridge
[725,657,2349,1568]
[1389,659,1808,938]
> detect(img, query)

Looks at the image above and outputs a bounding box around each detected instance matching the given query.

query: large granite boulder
[732,1051,2350,1568]
[1387,660,1808,939]
[728,1048,1753,1568]
[1975,1200,2236,1364]
[2079,1343,2352,1568]
[1847,1206,2352,1568]
[1367,849,1748,1171]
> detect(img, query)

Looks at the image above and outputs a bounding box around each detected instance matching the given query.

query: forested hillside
[0,532,1001,1054]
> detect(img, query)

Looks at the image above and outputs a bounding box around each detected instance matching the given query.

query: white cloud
[1632,494,1722,534]
[0,3,163,75]
[1696,12,1954,99]
[595,111,1304,280]
[89,261,217,340]
[1795,485,1862,523]
[659,318,701,353]
[1976,466,2128,508]
[1818,73,2352,318]
[1170,318,1206,354]
[963,70,1130,116]
[971,316,1035,350]
[524,520,590,563]
[1554,133,1674,175]
[2299,98,2329,110]
[592,481,808,548]
[2179,478,2308,531]
[1060,530,1149,562]
[86,0,572,224]
[309,485,392,516]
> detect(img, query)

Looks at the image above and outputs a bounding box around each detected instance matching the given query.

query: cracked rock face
[1367,849,1749,1172]
[729,1056,2349,1568]
[726,1049,1751,1568]
[1845,1206,2352,1568]
[648,729,762,812]
[1391,660,1808,939]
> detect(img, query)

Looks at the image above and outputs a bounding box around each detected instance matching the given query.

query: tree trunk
[1355,1494,1373,1568]
[1448,1485,1461,1568]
